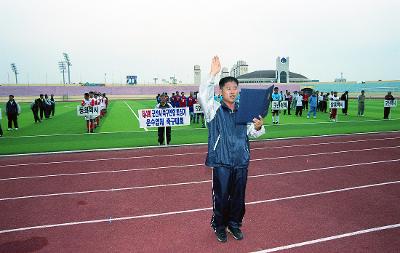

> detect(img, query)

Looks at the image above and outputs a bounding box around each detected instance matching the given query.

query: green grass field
[0,99,398,155]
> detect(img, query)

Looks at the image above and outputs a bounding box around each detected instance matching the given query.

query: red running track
[0,132,399,252]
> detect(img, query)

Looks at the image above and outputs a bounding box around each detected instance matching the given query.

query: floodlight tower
[10,63,18,84]
[58,61,66,84]
[63,53,72,84]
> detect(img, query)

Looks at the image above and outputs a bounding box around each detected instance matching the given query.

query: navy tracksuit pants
[211,166,248,231]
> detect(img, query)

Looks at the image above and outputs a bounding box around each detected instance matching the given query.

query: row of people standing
[156,91,205,127]
[81,92,108,133]
[31,94,55,123]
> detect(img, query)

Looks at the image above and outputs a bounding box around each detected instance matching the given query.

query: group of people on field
[30,94,56,123]
[270,88,395,124]
[80,92,108,133]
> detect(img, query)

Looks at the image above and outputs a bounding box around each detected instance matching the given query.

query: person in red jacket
[179,92,187,107]
[187,92,195,122]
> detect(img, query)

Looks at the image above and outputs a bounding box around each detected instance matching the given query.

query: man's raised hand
[210,56,221,77]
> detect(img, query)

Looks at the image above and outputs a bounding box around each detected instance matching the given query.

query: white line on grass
[1,158,399,201]
[0,180,399,234]
[251,223,400,253]
[1,135,399,169]
[1,130,399,157]
[1,145,399,182]
[123,101,148,132]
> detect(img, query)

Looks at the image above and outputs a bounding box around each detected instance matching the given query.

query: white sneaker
[313,116,316,119]
[15,128,18,130]
[307,116,310,119]
[7,128,12,131]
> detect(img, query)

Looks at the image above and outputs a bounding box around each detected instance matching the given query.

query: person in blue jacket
[198,56,265,243]
[307,91,318,119]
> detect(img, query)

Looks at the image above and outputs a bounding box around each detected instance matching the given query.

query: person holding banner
[384,92,395,119]
[155,94,173,145]
[271,87,282,124]
[330,91,339,122]
[81,93,94,133]
[199,56,265,243]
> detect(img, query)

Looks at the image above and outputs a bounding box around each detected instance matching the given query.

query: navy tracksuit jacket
[198,76,265,231]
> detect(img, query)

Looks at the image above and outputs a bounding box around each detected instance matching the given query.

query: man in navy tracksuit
[199,56,265,243]
[6,95,21,130]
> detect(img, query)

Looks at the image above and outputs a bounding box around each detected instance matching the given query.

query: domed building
[237,57,318,84]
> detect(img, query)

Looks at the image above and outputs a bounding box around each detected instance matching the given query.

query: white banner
[138,107,190,128]
[193,103,203,114]
[330,100,345,109]
[384,100,397,108]
[271,101,288,110]
[77,105,100,116]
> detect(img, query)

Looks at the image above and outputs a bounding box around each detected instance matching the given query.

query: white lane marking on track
[123,101,148,132]
[251,223,400,253]
[1,130,399,157]
[1,158,399,201]
[0,129,400,158]
[1,136,399,169]
[0,180,399,234]
[1,145,399,182]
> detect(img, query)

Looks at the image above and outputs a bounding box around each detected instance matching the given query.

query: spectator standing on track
[357,90,366,116]
[307,92,318,119]
[199,56,265,243]
[155,94,173,145]
[384,91,395,119]
[30,98,41,123]
[295,91,303,116]
[6,95,21,130]
[341,91,349,115]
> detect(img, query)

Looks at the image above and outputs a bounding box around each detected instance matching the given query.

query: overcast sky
[1,0,399,84]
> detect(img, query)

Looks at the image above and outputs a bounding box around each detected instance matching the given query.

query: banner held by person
[138,107,190,128]
[384,100,397,108]
[193,103,203,114]
[77,105,100,117]
[330,100,345,109]
[271,101,288,111]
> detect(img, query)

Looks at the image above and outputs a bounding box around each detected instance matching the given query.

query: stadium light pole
[10,63,18,84]
[63,53,72,84]
[58,61,66,84]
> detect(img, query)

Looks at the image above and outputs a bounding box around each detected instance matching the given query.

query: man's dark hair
[219,76,239,89]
